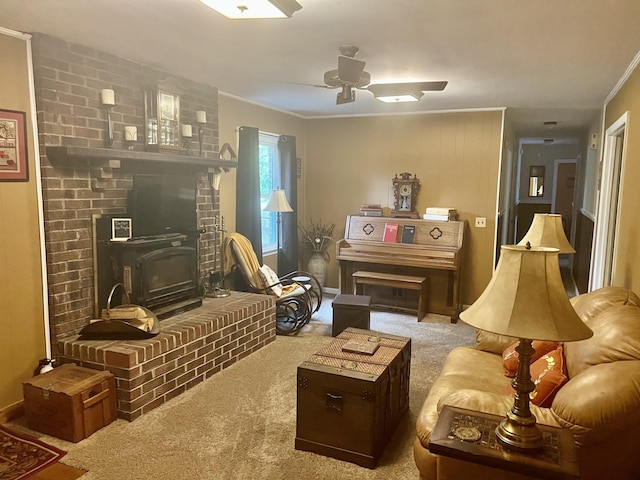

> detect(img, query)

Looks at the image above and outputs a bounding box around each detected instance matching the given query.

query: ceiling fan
[321,45,448,105]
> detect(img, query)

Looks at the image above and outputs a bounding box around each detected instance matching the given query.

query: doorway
[590,112,628,289]
[552,159,577,241]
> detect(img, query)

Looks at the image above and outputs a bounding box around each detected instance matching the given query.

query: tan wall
[217,102,502,305]
[305,111,503,304]
[604,63,640,292]
[0,30,46,415]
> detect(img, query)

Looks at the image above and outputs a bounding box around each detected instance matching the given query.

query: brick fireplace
[32,33,223,347]
[31,34,276,419]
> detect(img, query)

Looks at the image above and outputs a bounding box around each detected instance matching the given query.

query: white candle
[181,124,193,138]
[101,88,115,106]
[124,126,137,142]
[196,110,207,124]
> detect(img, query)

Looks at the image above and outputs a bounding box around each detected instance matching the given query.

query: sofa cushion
[502,346,567,407]
[475,330,517,355]
[570,286,640,324]
[502,340,560,377]
[564,304,640,378]
[415,346,510,447]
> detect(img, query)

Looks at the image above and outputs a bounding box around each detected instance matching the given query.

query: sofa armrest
[551,361,640,446]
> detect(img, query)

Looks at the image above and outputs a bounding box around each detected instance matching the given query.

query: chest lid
[23,363,113,396]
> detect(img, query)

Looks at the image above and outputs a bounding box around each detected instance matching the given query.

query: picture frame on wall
[0,109,29,182]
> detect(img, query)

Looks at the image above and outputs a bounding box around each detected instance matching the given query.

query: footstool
[331,294,372,336]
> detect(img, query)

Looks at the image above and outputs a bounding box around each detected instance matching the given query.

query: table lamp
[518,213,575,253]
[460,243,592,452]
[263,189,293,274]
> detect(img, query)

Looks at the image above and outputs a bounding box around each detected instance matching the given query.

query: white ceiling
[2,0,640,138]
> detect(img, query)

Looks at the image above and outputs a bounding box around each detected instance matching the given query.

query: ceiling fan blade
[338,55,366,85]
[367,81,448,96]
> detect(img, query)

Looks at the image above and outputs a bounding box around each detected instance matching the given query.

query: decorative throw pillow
[502,340,560,377]
[501,346,568,408]
[258,265,283,297]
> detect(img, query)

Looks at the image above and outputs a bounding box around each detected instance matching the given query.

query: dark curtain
[236,126,263,263]
[278,135,298,275]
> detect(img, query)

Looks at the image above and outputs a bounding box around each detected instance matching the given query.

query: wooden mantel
[46,146,238,170]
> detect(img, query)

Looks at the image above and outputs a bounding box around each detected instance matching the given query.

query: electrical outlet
[475,217,487,228]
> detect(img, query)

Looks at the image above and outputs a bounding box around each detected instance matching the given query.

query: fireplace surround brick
[58,293,276,421]
[31,33,222,350]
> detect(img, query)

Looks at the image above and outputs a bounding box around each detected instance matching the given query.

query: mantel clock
[144,77,183,153]
[391,172,420,218]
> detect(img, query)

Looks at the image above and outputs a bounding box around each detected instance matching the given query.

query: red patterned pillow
[501,346,568,407]
[502,340,560,377]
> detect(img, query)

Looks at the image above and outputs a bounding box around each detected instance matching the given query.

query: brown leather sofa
[414,286,640,480]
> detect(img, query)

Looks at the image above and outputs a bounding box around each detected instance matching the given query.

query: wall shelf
[46,146,237,170]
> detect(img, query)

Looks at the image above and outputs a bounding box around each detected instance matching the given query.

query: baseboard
[323,287,339,296]
[0,400,25,423]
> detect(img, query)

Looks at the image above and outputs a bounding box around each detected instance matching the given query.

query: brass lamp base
[496,337,544,453]
[496,410,543,453]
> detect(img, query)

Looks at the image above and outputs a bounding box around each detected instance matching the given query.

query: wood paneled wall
[304,111,503,304]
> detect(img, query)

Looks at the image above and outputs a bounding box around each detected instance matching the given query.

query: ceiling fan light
[198,0,302,19]
[375,92,423,103]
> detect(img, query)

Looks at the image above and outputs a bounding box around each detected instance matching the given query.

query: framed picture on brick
[0,109,28,182]
[111,218,132,242]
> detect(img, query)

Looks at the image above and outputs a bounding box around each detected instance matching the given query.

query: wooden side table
[428,405,580,480]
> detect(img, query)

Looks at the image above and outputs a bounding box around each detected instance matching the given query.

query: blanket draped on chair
[224,233,263,286]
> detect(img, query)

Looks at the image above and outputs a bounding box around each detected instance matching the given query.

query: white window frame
[259,132,280,253]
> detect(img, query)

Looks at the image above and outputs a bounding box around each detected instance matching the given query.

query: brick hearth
[58,293,275,421]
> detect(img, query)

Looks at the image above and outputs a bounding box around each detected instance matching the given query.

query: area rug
[0,425,66,480]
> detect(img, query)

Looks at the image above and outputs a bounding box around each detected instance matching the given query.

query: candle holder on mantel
[181,124,193,156]
[124,126,137,151]
[101,89,115,148]
[196,110,207,157]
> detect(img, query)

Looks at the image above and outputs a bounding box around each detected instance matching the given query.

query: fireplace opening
[93,173,204,320]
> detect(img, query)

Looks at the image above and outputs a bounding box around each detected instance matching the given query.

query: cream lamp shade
[517,213,575,254]
[263,189,293,213]
[460,244,592,452]
[461,244,590,341]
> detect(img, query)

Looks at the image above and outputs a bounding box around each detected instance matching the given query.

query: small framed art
[111,218,132,241]
[0,109,28,182]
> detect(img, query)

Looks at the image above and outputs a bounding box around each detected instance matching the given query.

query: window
[259,132,279,252]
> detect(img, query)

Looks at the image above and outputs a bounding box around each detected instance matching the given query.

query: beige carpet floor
[11,295,476,480]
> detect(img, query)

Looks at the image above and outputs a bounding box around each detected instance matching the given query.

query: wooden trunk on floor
[295,328,411,468]
[23,363,117,442]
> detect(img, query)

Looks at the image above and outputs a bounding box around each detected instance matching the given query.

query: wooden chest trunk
[295,328,411,468]
[336,327,411,434]
[23,363,117,442]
